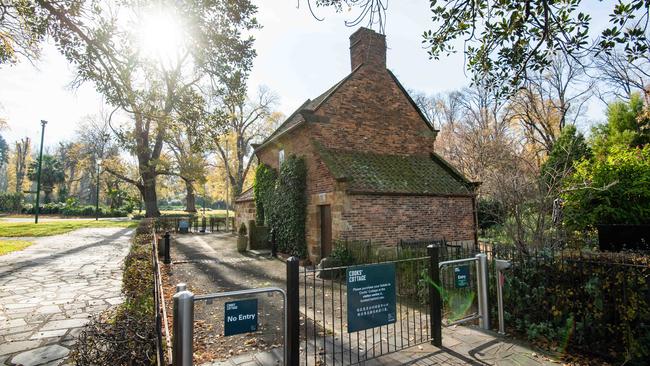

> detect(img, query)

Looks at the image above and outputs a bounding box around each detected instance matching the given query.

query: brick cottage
[235,27,479,264]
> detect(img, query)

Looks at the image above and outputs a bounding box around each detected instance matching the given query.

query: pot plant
[237,223,248,252]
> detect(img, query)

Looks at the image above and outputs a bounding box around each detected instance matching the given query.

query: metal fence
[300,255,434,365]
[152,231,172,365]
[154,216,235,234]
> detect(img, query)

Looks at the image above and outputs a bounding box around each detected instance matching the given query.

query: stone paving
[209,325,559,365]
[0,227,134,366]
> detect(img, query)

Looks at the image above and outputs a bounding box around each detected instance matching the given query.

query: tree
[310,1,649,93]
[167,91,209,212]
[210,85,280,202]
[28,154,65,203]
[509,56,592,156]
[540,125,590,193]
[14,138,30,193]
[33,0,259,217]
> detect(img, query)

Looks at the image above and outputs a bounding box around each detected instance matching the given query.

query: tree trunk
[185,179,196,213]
[142,172,159,218]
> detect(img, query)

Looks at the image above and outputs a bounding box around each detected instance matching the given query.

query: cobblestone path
[0,227,134,366]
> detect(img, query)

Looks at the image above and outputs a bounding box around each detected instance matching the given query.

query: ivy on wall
[253,163,277,225]
[253,156,307,257]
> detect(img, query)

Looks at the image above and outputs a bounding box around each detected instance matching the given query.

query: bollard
[173,285,194,366]
[475,253,490,330]
[164,231,171,264]
[286,257,300,366]
[495,259,512,335]
[427,245,442,347]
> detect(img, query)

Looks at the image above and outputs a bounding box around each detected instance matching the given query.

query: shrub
[70,220,157,365]
[494,246,650,364]
[0,192,23,213]
[238,222,247,236]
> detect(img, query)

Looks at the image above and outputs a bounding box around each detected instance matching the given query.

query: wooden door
[320,205,332,258]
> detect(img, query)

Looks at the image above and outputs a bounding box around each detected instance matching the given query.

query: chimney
[349,27,386,70]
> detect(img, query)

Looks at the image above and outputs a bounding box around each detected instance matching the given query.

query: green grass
[0,220,139,238]
[0,240,33,255]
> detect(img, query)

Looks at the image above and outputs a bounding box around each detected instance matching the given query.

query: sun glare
[137,10,185,64]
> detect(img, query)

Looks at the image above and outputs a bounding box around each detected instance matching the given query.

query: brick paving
[0,227,134,366]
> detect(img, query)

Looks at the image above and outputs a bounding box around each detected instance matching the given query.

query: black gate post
[286,256,300,366]
[428,245,442,347]
[164,231,171,264]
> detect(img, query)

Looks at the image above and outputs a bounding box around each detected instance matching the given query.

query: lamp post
[34,120,47,224]
[95,158,102,221]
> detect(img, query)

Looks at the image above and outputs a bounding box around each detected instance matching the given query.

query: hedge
[253,163,277,225]
[22,203,130,217]
[0,192,22,213]
[491,245,650,364]
[70,220,157,365]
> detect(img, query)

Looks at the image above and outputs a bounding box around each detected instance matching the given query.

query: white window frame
[279,149,285,166]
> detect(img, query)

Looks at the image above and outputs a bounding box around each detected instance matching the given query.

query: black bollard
[164,231,171,264]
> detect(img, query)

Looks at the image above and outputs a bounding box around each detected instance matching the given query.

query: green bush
[0,192,23,213]
[496,247,650,363]
[70,220,157,365]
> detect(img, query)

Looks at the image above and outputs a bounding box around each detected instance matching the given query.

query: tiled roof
[235,187,254,202]
[315,144,474,196]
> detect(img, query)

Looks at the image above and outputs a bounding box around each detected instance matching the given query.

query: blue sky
[0,1,614,148]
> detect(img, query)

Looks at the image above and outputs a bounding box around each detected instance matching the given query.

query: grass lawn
[0,240,33,255]
[135,209,234,218]
[0,220,139,238]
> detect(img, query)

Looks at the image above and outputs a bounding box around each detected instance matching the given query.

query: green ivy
[267,155,307,257]
[253,163,277,225]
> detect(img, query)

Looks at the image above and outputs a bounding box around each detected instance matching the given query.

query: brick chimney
[349,27,386,70]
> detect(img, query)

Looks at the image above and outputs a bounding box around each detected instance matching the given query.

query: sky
[0,1,615,149]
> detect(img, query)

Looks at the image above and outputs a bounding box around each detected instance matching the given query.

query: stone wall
[234,200,256,233]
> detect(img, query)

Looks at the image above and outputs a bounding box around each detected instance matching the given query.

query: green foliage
[605,93,650,147]
[21,200,130,218]
[27,154,65,203]
[562,144,650,229]
[328,241,356,267]
[238,222,247,236]
[0,192,23,213]
[253,163,277,225]
[498,248,650,363]
[540,125,590,191]
[267,155,307,257]
[0,135,8,164]
[71,220,156,365]
[477,198,505,231]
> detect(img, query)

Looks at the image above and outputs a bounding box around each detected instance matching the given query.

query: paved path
[0,227,134,366]
[169,233,558,366]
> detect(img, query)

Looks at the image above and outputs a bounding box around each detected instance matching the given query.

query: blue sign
[224,298,258,336]
[454,265,469,288]
[347,263,397,333]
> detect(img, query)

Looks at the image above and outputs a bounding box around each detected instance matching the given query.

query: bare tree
[210,86,279,201]
[509,56,593,156]
[595,50,650,103]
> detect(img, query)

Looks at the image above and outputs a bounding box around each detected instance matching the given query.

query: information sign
[224,298,258,336]
[454,265,469,288]
[346,263,397,333]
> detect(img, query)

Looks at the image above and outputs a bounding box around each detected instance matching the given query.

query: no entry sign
[224,298,258,336]
[346,262,397,333]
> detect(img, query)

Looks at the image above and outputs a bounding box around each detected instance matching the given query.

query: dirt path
[0,227,134,366]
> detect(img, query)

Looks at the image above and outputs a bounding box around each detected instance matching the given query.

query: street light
[34,120,47,224]
[96,158,102,221]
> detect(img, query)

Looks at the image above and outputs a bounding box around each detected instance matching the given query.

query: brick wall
[339,194,476,248]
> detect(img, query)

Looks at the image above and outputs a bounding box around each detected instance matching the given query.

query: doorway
[319,205,332,258]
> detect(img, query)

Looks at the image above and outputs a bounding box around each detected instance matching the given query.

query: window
[279,149,285,166]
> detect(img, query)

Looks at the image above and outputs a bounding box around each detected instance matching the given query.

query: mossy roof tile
[316,145,473,196]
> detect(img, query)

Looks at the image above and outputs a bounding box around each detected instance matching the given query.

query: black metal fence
[154,216,235,234]
[299,255,434,365]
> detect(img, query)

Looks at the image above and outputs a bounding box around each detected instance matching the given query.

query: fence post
[475,253,490,330]
[173,284,194,366]
[427,245,442,347]
[286,256,300,366]
[164,232,171,264]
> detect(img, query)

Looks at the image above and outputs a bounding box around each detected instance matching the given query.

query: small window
[279,149,285,166]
